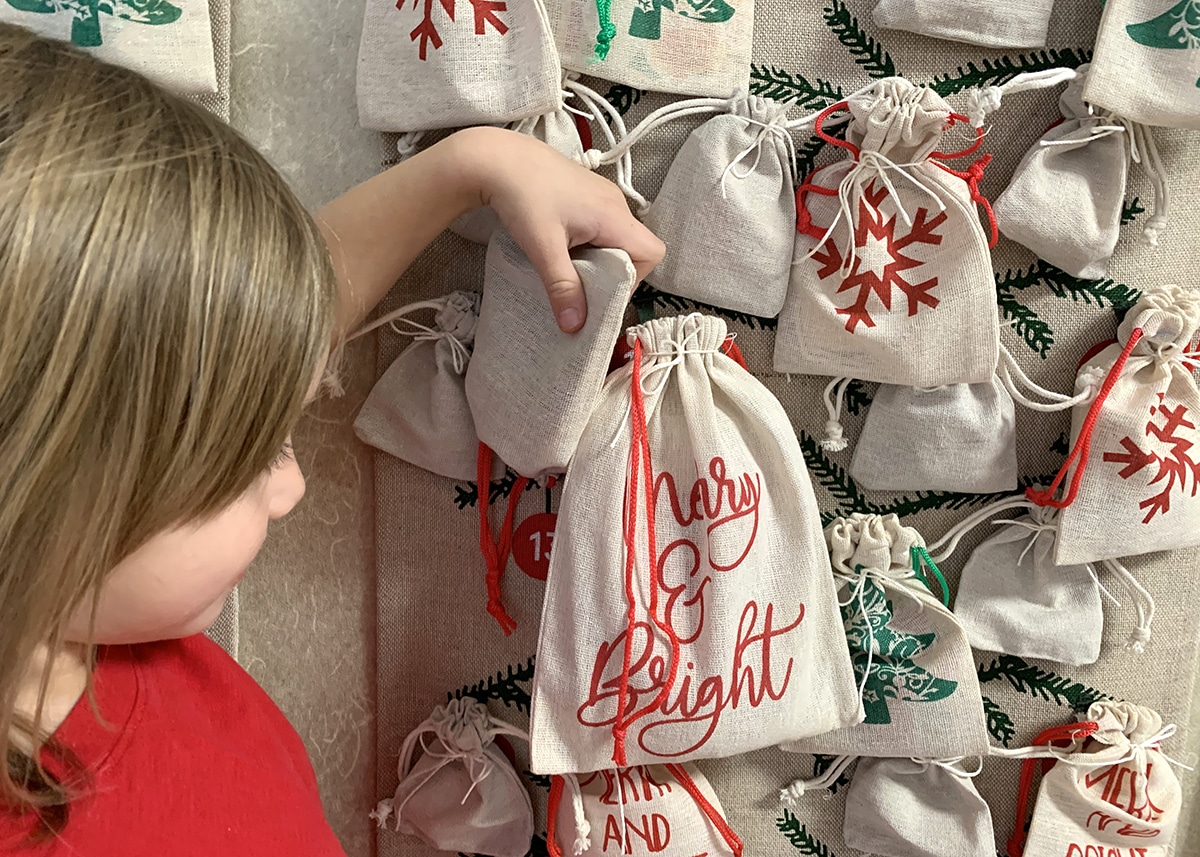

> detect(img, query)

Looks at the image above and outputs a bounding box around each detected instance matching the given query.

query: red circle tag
[512,512,557,581]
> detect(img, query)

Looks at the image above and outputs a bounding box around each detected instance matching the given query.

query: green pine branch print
[1036,263,1142,311]
[777,811,837,856]
[842,380,875,417]
[982,694,1016,747]
[929,49,1092,96]
[632,283,778,330]
[454,471,536,510]
[450,656,536,714]
[812,754,853,795]
[799,430,872,514]
[750,64,844,109]
[1122,197,1146,225]
[795,134,830,181]
[996,288,1054,358]
[7,0,181,48]
[823,0,895,78]
[977,655,1112,712]
[604,84,647,117]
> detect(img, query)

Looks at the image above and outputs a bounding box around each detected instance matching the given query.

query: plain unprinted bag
[357,0,561,132]
[872,0,1055,49]
[849,378,1018,493]
[775,78,1000,387]
[529,314,861,774]
[466,230,636,479]
[642,95,796,317]
[782,514,990,760]
[1028,285,1200,565]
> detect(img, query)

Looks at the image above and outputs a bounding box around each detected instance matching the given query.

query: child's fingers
[587,210,666,286]
[516,224,589,333]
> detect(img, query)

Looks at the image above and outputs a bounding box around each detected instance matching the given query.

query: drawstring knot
[966,85,1003,128]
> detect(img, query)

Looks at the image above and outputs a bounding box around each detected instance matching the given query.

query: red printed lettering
[600,813,671,854]
[1085,760,1165,823]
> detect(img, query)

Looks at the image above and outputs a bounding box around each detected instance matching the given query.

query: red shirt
[1,636,347,856]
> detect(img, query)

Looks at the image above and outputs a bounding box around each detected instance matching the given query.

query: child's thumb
[520,232,588,333]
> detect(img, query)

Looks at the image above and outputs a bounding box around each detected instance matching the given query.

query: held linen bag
[2,0,217,94]
[849,378,1018,493]
[548,0,753,98]
[466,230,636,479]
[872,0,1055,49]
[954,505,1104,667]
[373,697,534,857]
[529,314,861,774]
[1028,285,1200,564]
[1084,0,1200,130]
[549,764,741,857]
[356,0,561,132]
[1014,702,1183,857]
[355,292,502,482]
[642,95,796,317]
[775,78,1000,387]
[843,757,996,857]
[994,65,1168,279]
[783,514,990,759]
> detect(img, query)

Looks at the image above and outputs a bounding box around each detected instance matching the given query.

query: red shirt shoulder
[1,636,346,857]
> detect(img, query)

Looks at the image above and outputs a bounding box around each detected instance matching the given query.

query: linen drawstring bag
[547,0,753,98]
[872,0,1055,49]
[929,492,1160,658]
[994,65,1172,279]
[356,0,561,132]
[639,95,797,317]
[465,229,636,480]
[1084,0,1200,130]
[774,78,1000,387]
[2,0,217,94]
[372,697,534,857]
[842,757,996,857]
[353,292,503,482]
[1003,703,1184,857]
[782,514,990,760]
[847,377,1018,493]
[528,313,861,775]
[451,76,631,245]
[547,763,743,857]
[1025,285,1200,565]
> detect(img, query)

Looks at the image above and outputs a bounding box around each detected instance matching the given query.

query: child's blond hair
[0,23,335,829]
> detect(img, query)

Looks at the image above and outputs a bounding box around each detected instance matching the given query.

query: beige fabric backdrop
[371,2,1200,856]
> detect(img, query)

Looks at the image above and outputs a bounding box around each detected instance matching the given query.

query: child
[0,23,663,855]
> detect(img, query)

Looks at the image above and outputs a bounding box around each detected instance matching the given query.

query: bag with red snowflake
[1026,285,1200,565]
[356,0,561,132]
[1083,0,1200,130]
[547,0,753,98]
[352,292,505,482]
[847,377,1018,493]
[372,697,533,857]
[528,313,861,774]
[1005,703,1183,857]
[639,95,797,317]
[465,229,636,480]
[782,514,990,759]
[774,78,1000,387]
[872,0,1055,48]
[547,764,743,857]
[994,65,1171,279]
[840,756,996,857]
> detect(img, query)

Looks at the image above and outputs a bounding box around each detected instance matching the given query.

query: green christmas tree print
[841,577,957,724]
[5,0,181,48]
[1127,0,1200,87]
[630,0,735,41]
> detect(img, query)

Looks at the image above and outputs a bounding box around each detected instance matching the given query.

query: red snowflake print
[401,0,510,61]
[1103,393,1200,523]
[812,183,947,333]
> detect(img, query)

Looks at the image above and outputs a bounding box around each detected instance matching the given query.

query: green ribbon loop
[911,546,950,607]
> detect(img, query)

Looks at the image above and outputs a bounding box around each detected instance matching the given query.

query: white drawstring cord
[347,297,473,374]
[925,494,1037,562]
[964,67,1081,128]
[780,755,857,806]
[395,130,426,161]
[1100,558,1156,654]
[820,377,851,452]
[999,344,1105,412]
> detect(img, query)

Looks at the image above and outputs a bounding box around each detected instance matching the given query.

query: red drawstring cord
[545,774,565,857]
[1027,328,1145,510]
[612,339,681,767]
[477,443,528,635]
[795,101,854,240]
[722,336,748,369]
[665,763,744,857]
[1007,721,1100,857]
[933,153,998,248]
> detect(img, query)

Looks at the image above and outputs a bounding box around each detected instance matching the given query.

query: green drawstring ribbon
[594,0,617,60]
[911,546,950,607]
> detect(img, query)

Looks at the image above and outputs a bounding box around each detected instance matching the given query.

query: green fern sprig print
[1121,197,1146,225]
[997,289,1055,358]
[454,472,537,510]
[1037,263,1142,311]
[930,49,1092,96]
[750,64,844,108]
[982,695,1017,747]
[842,380,875,417]
[812,754,854,795]
[778,810,837,855]
[450,657,536,713]
[977,655,1112,712]
[823,0,895,78]
[604,84,647,117]
[799,430,872,514]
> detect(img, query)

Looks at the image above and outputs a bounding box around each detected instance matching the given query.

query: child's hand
[457,126,665,333]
